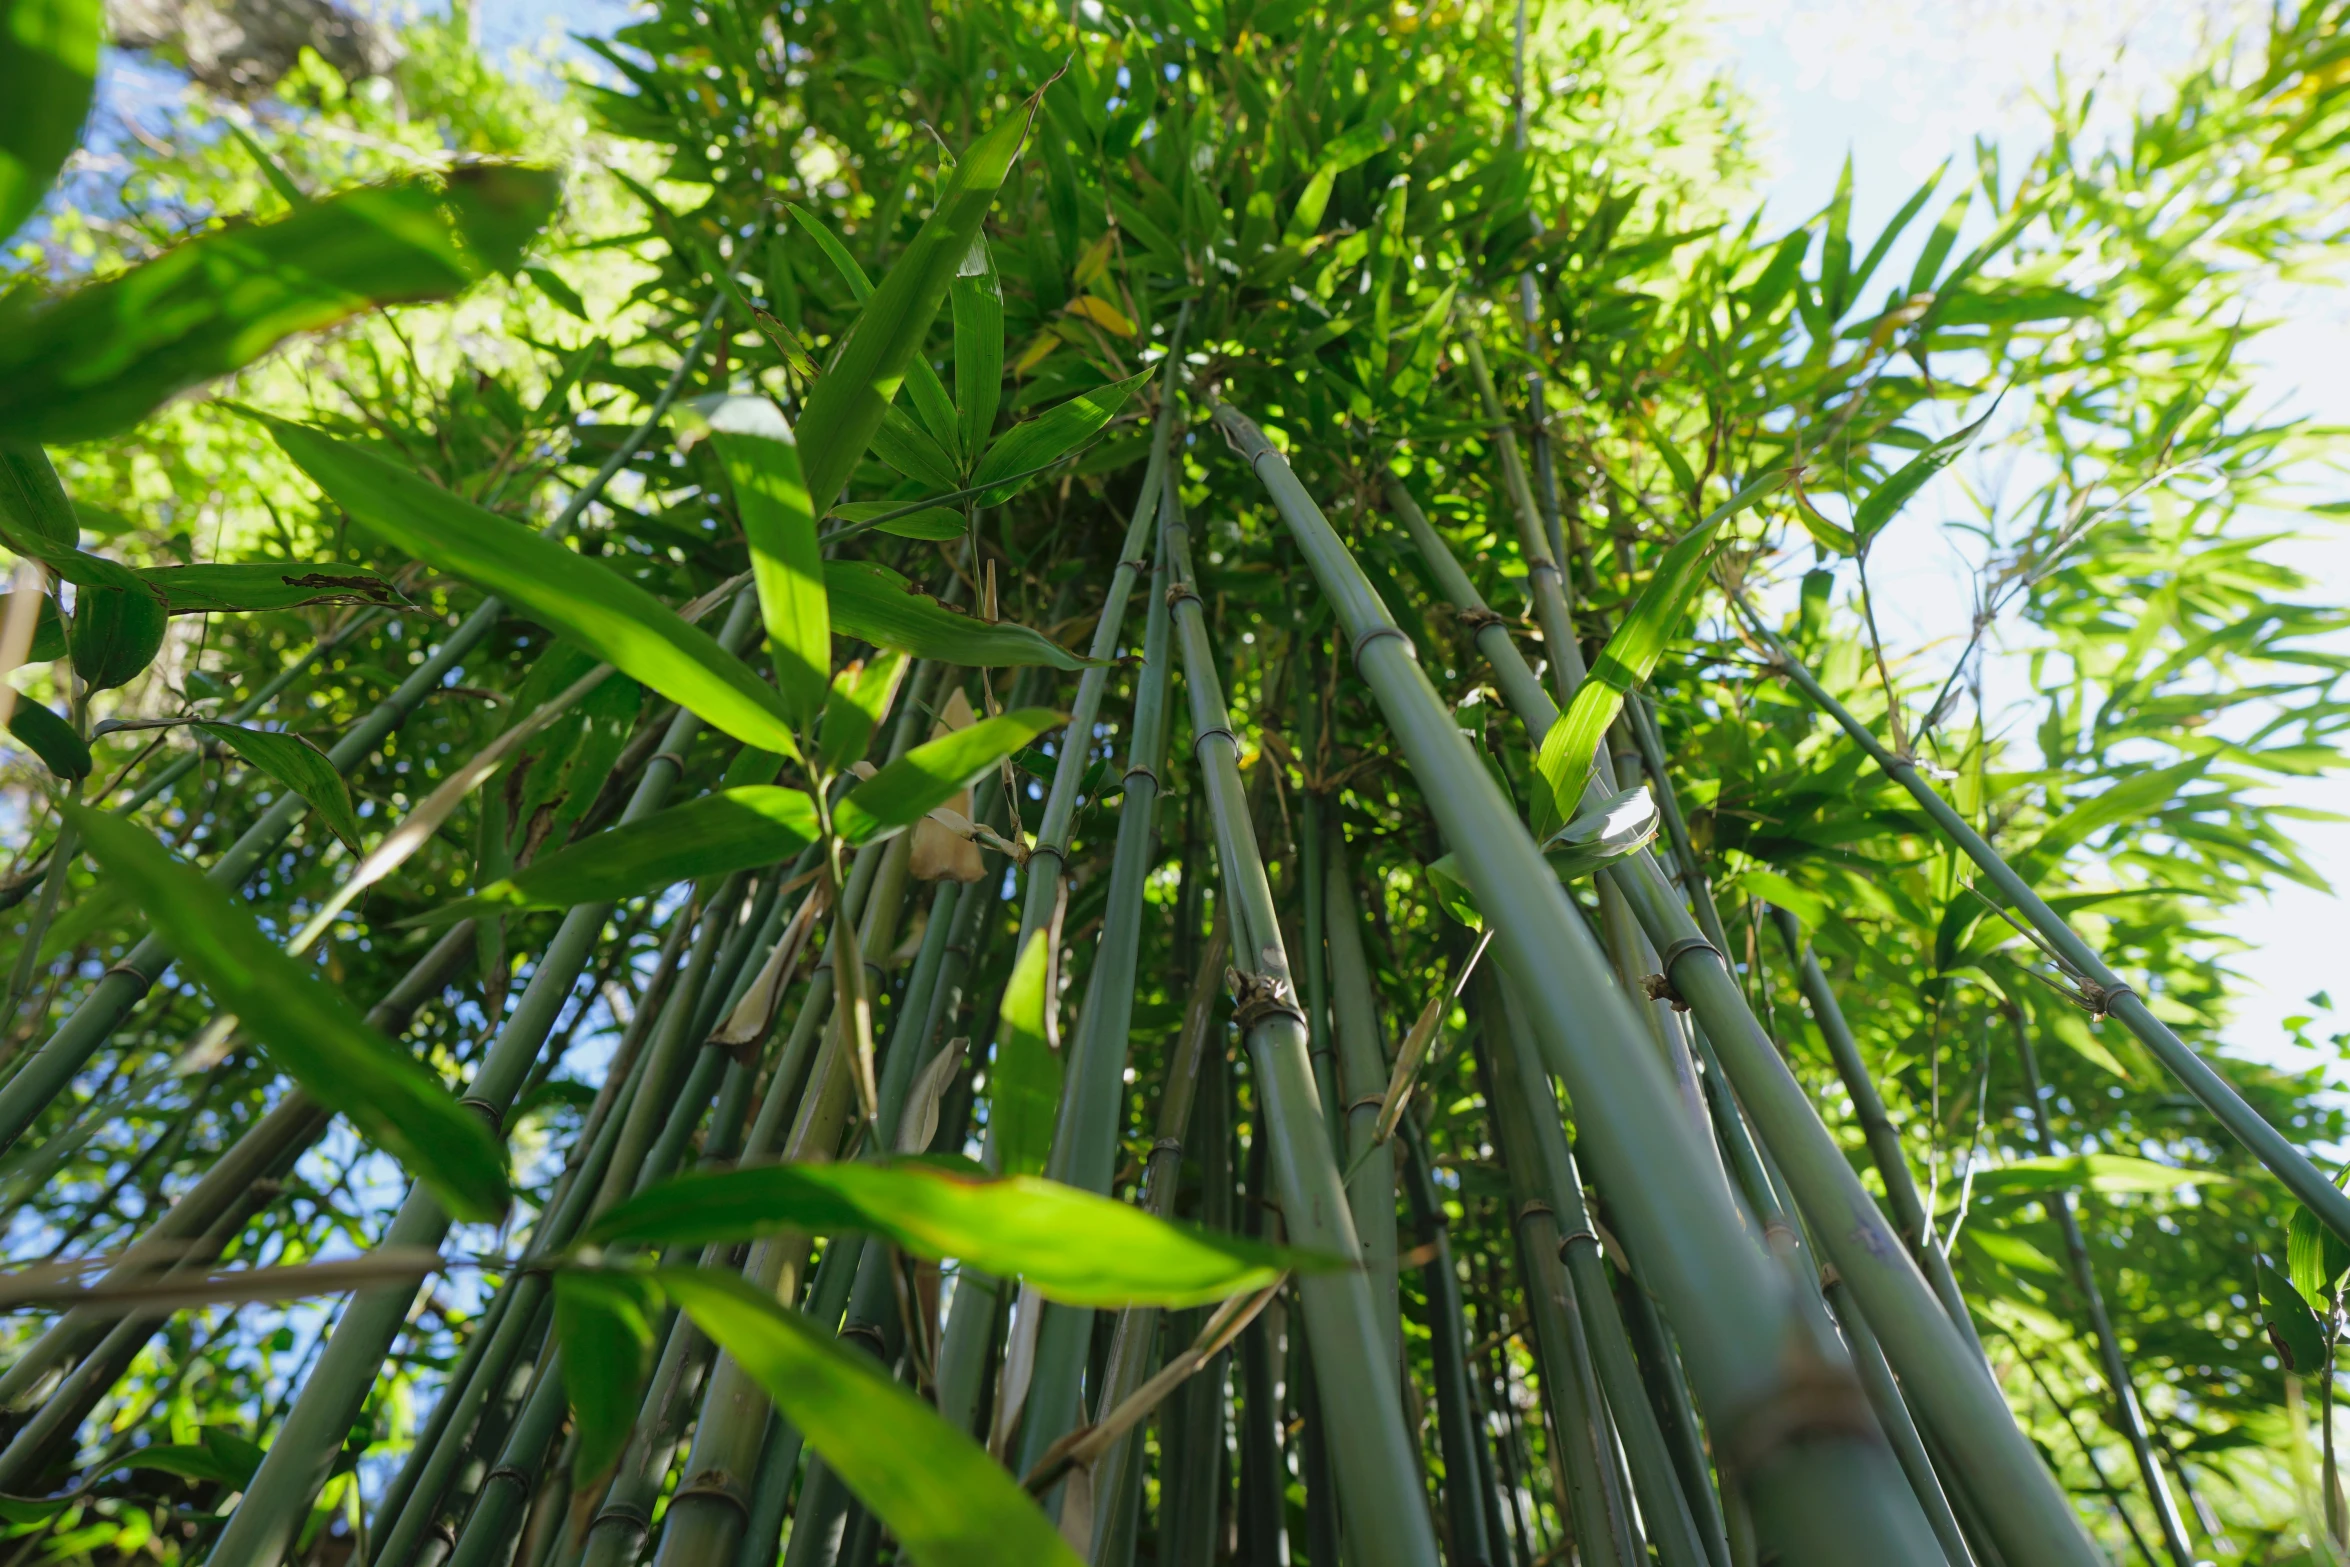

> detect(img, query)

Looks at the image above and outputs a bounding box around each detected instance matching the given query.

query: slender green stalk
[1400,1123,1496,1567]
[2011,1007,2197,1567]
[1828,1276,1980,1567]
[1207,390,1941,1564]
[1487,968,1726,1567]
[1478,966,1643,1567]
[1604,849,2103,1567]
[0,299,726,1160]
[1016,533,1177,1478]
[1162,469,1444,1567]
[1742,607,2350,1251]
[1768,907,1982,1355]
[1323,820,1402,1376]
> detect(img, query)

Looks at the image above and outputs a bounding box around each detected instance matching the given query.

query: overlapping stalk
[1160,456,1447,1567]
[1202,386,1943,1564]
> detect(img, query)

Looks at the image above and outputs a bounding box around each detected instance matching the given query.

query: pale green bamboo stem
[1209,391,1941,1564]
[1163,478,1444,1567]
[1400,1122,1497,1567]
[1743,609,2350,1251]
[1477,965,1639,1567]
[1016,537,1177,1481]
[1767,908,1984,1355]
[1828,1276,1979,1567]
[1605,851,2103,1567]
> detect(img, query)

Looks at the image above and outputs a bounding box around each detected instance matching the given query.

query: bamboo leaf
[418,786,819,922]
[269,418,804,759]
[1539,784,1660,880]
[586,1159,1319,1307]
[691,395,828,730]
[795,105,1035,515]
[195,724,366,854]
[818,647,909,773]
[826,561,1095,670]
[953,236,1004,462]
[898,1037,967,1154]
[971,370,1149,506]
[1423,853,1483,929]
[2289,1173,2350,1306]
[552,1269,663,1488]
[0,444,77,555]
[65,804,510,1221]
[7,694,87,779]
[655,1265,1085,1567]
[67,579,166,691]
[1850,403,1998,550]
[989,927,1061,1180]
[138,563,403,615]
[0,168,559,443]
[1534,474,1780,817]
[834,709,1062,844]
[831,501,965,541]
[2259,1260,2328,1374]
[0,0,101,240]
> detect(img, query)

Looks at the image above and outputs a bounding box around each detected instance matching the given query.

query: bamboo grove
[3,0,2350,1561]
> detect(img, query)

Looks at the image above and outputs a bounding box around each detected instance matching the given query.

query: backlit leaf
[827,561,1094,670]
[196,723,366,854]
[833,709,1062,844]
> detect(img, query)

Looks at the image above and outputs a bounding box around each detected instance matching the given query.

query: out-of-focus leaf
[1424,854,1482,929]
[655,1265,1084,1567]
[1971,1154,2226,1197]
[0,0,101,239]
[0,168,560,443]
[139,563,402,615]
[971,370,1148,505]
[988,927,1059,1180]
[419,786,819,923]
[195,724,365,854]
[1541,783,1660,880]
[270,418,803,759]
[0,591,64,661]
[833,709,1062,844]
[7,694,87,778]
[832,500,966,540]
[827,561,1093,670]
[2260,1260,2328,1374]
[588,1159,1319,1307]
[2290,1179,2350,1306]
[66,804,509,1221]
[552,1269,662,1487]
[0,444,76,555]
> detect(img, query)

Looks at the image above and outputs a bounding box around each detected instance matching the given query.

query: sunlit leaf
[833,709,1062,844]
[195,723,366,853]
[827,561,1094,670]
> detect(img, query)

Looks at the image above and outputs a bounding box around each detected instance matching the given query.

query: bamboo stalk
[1161,473,1445,1566]
[1205,390,1941,1564]
[2010,1005,2197,1567]
[1740,607,2350,1251]
[1014,530,1177,1480]
[1323,819,1403,1376]
[1767,907,1982,1355]
[1400,1122,1497,1567]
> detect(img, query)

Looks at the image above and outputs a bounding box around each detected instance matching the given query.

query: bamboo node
[648,749,691,775]
[455,1096,505,1134]
[1349,623,1414,669]
[1226,968,1307,1031]
[1455,607,1508,635]
[101,960,155,995]
[1638,973,1690,1012]
[1718,1353,1880,1474]
[1165,581,1201,609]
[2081,980,2134,1020]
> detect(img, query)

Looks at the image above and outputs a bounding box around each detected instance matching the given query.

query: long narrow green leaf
[586,1159,1312,1307]
[195,724,366,853]
[833,708,1061,844]
[1851,403,1998,548]
[66,804,509,1221]
[971,370,1149,506]
[826,561,1094,670]
[695,395,828,729]
[656,1266,1084,1567]
[786,202,965,463]
[952,237,1004,461]
[138,563,402,615]
[0,168,559,442]
[988,928,1061,1180]
[818,647,909,773]
[416,785,818,923]
[552,1270,663,1488]
[796,104,1036,514]
[0,0,101,240]
[7,696,87,779]
[1534,472,1783,818]
[269,419,804,759]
